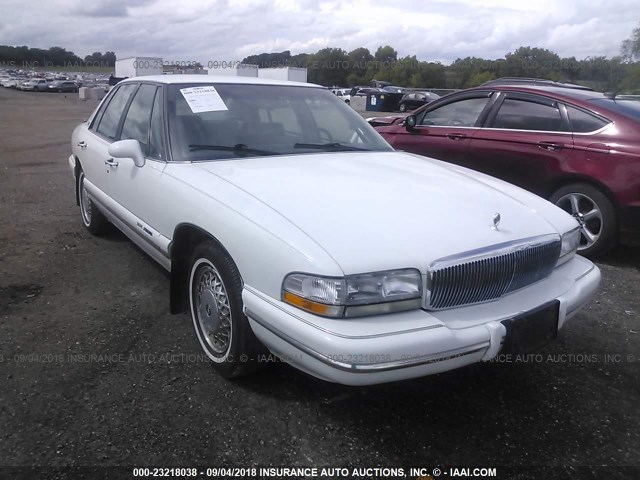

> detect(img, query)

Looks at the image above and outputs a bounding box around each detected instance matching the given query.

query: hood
[195,151,576,274]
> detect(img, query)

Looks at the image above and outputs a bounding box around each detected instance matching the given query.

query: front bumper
[243,255,600,385]
[620,204,640,247]
[68,154,76,178]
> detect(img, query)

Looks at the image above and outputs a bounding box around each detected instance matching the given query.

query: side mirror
[405,115,417,131]
[108,139,145,167]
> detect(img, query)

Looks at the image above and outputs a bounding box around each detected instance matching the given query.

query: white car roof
[120,75,321,88]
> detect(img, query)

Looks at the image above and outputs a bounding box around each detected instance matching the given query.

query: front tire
[188,241,264,378]
[78,170,108,235]
[399,103,407,112]
[550,183,617,257]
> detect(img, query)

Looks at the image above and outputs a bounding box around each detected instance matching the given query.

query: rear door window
[491,98,569,132]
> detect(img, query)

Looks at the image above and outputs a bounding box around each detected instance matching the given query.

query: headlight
[557,227,580,266]
[282,268,423,318]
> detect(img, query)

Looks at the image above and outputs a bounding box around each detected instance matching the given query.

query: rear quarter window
[566,105,609,133]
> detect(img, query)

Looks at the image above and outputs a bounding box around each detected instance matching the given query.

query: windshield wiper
[188,144,280,156]
[293,142,370,151]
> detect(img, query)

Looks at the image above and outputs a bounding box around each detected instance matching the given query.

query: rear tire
[399,103,407,112]
[188,241,265,378]
[549,183,617,257]
[78,170,109,235]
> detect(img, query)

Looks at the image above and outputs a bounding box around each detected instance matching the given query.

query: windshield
[590,98,640,122]
[167,83,392,161]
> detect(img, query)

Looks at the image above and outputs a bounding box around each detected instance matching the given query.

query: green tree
[446,57,499,88]
[410,62,446,88]
[502,47,562,79]
[370,45,398,82]
[306,47,349,86]
[618,64,640,93]
[0,44,82,67]
[242,51,291,68]
[464,71,496,88]
[388,55,419,86]
[621,23,640,61]
[290,53,310,68]
[374,45,397,63]
[346,47,373,85]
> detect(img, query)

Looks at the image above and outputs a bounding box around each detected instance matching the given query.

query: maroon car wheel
[550,183,617,257]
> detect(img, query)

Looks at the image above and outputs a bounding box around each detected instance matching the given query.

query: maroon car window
[492,98,568,132]
[419,97,490,127]
[566,105,609,133]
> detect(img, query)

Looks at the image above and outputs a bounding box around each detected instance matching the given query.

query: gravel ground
[0,86,639,479]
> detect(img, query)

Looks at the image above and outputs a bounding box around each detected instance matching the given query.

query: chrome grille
[426,235,561,310]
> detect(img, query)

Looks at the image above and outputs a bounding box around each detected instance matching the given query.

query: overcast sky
[2,0,639,64]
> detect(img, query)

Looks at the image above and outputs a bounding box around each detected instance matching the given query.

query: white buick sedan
[69,75,600,385]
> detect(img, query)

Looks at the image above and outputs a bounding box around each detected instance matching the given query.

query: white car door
[76,83,138,200]
[107,83,171,266]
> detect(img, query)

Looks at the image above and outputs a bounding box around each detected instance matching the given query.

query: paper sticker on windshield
[179,86,228,113]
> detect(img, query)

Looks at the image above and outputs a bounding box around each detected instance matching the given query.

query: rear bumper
[243,255,600,386]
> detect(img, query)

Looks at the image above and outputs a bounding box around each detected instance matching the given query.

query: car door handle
[104,158,119,167]
[446,133,467,140]
[538,141,564,151]
[77,141,87,149]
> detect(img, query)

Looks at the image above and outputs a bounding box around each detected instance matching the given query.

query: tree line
[0,45,116,68]
[243,44,640,92]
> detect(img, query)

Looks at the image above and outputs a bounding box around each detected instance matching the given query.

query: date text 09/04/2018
[132,467,408,477]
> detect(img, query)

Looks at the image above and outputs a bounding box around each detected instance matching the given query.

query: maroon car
[373,85,640,257]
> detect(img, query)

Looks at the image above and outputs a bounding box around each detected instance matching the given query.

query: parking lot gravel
[0,87,639,479]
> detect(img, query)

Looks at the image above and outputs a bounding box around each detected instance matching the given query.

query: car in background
[350,86,381,97]
[331,88,351,104]
[20,79,49,91]
[398,91,441,112]
[2,78,18,88]
[378,85,405,94]
[68,75,598,385]
[374,85,640,257]
[48,81,79,93]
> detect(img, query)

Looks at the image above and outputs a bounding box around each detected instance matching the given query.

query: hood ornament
[492,213,501,230]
